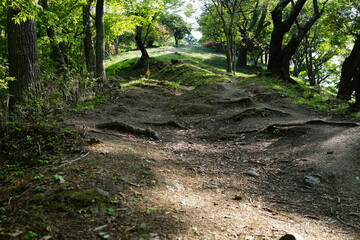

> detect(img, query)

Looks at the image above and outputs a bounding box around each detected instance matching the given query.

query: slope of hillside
[0,47,359,240]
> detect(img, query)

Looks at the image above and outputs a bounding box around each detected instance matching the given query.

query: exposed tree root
[96,121,159,140]
[236,119,359,134]
[227,107,290,122]
[142,120,187,129]
[211,97,254,106]
[264,119,360,129]
[305,119,360,127]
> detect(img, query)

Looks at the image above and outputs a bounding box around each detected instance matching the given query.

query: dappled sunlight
[61,75,360,239]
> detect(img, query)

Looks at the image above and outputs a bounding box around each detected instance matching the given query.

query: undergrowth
[0,107,84,181]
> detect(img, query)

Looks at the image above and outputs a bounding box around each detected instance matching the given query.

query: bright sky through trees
[181,0,203,40]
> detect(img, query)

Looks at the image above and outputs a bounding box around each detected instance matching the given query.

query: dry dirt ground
[2,78,360,240]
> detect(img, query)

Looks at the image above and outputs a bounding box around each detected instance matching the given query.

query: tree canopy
[1,0,360,115]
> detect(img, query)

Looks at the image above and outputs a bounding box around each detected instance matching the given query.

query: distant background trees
[198,0,360,106]
[0,0,194,118]
[2,0,360,119]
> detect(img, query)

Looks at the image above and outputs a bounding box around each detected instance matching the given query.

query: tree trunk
[7,7,41,108]
[267,0,307,83]
[114,36,119,54]
[135,26,150,62]
[268,0,322,84]
[225,33,233,73]
[95,0,107,84]
[292,59,299,77]
[337,34,360,100]
[83,1,96,77]
[237,46,247,67]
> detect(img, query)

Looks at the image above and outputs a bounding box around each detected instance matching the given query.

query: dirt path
[58,79,360,240]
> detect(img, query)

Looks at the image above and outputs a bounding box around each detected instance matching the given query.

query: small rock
[278,233,304,240]
[88,138,103,145]
[96,187,110,197]
[98,232,110,239]
[139,223,148,229]
[90,207,99,215]
[7,230,24,237]
[246,170,260,177]
[233,195,243,200]
[327,151,334,154]
[101,149,109,155]
[149,233,160,240]
[162,179,184,190]
[304,176,321,187]
[40,236,52,240]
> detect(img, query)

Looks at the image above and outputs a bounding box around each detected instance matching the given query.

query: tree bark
[268,0,324,84]
[206,0,240,74]
[268,0,306,82]
[225,29,234,73]
[237,46,248,67]
[114,36,120,54]
[337,34,360,100]
[95,0,107,84]
[135,25,150,62]
[83,1,96,76]
[7,7,41,108]
[237,1,269,68]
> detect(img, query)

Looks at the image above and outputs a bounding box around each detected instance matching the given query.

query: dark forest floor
[1,75,360,239]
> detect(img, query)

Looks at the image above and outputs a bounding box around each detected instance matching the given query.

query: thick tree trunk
[237,46,247,67]
[337,34,360,100]
[135,26,150,62]
[83,1,96,76]
[8,7,41,108]
[237,2,269,68]
[267,0,307,83]
[224,26,236,74]
[95,0,107,84]
[268,0,322,84]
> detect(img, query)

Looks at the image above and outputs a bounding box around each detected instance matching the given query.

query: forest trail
[61,77,360,240]
[2,76,359,240]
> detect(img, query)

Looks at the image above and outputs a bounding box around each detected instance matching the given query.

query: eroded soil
[1,78,360,240]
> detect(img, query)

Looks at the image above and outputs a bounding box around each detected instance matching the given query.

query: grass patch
[237,76,353,117]
[68,92,110,113]
[106,46,357,119]
[106,46,230,89]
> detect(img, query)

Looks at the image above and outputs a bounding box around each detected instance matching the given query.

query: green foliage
[7,0,42,24]
[24,230,39,240]
[160,14,191,45]
[68,92,109,113]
